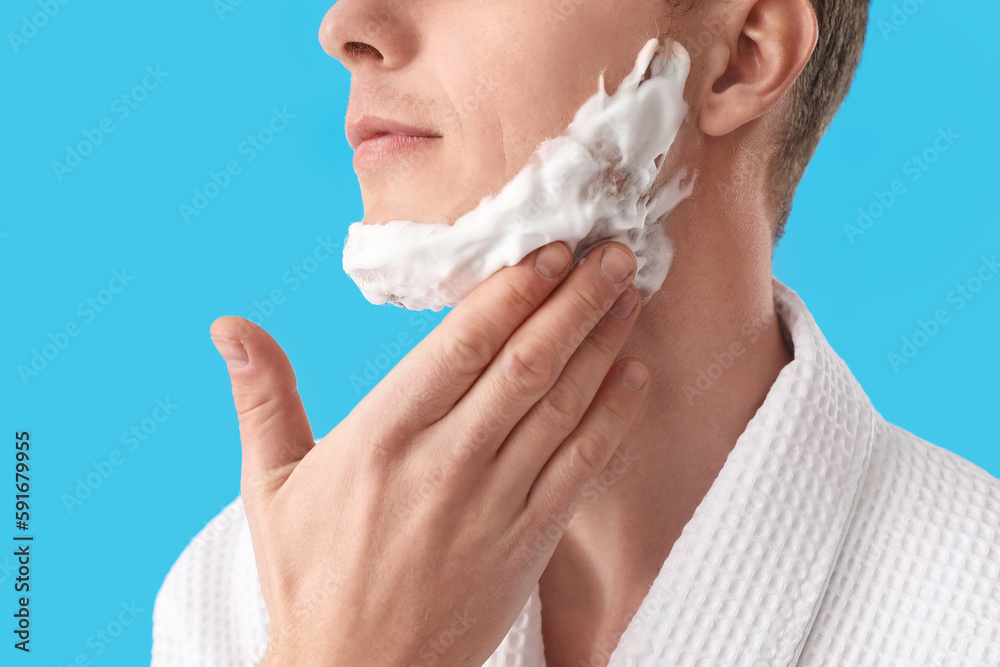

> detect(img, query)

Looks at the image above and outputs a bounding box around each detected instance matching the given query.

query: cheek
[474,44,643,184]
[426,4,659,216]
[454,73,592,192]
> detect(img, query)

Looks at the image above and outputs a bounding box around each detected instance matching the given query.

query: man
[152,0,1000,665]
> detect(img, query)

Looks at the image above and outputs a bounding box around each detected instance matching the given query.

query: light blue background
[1,0,996,664]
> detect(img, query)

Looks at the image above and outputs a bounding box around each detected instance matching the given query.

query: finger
[493,283,641,495]
[356,241,574,436]
[446,242,637,459]
[521,358,648,534]
[210,316,315,500]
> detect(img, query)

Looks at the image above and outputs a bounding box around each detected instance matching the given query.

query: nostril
[345,42,383,59]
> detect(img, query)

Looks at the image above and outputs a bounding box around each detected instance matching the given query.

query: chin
[360,193,478,228]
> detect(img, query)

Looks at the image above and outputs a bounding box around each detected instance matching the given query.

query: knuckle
[441,326,493,373]
[588,321,625,358]
[235,391,286,429]
[569,431,613,478]
[501,277,537,313]
[539,378,585,433]
[601,396,633,430]
[567,282,608,322]
[504,344,556,392]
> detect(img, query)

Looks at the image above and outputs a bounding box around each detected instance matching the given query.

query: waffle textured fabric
[151,278,1000,666]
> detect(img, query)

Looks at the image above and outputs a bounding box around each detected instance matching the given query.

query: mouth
[347,115,442,170]
[353,134,441,169]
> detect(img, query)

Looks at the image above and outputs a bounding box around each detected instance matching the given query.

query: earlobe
[696,0,818,137]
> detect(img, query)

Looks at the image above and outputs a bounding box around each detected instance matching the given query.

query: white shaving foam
[342,38,693,311]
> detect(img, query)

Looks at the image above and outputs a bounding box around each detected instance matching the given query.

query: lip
[352,134,440,170]
[346,115,441,151]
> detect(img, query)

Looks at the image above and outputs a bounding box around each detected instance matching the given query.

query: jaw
[342,39,695,312]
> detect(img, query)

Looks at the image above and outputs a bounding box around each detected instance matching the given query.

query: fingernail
[608,287,638,320]
[535,243,572,280]
[211,336,248,369]
[601,246,634,283]
[620,361,648,391]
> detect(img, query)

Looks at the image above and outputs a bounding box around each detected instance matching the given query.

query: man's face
[319,0,674,227]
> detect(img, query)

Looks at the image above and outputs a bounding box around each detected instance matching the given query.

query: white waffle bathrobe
[151,278,1000,666]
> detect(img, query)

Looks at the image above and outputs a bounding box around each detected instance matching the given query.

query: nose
[318,0,415,71]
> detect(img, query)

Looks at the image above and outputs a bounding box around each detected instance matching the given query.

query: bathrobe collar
[487,277,877,667]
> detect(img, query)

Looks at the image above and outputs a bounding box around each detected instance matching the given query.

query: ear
[696,0,818,136]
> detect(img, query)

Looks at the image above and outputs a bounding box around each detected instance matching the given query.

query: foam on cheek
[342,38,693,311]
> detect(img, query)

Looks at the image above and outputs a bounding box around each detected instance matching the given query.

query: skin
[209,0,818,664]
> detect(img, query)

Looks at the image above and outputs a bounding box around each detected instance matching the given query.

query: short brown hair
[663,0,870,244]
[770,0,869,243]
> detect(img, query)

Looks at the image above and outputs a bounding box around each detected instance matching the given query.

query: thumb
[210,316,314,499]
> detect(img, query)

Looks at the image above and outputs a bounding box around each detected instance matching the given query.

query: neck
[539,188,793,664]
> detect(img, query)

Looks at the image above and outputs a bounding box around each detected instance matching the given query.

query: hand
[209,240,650,666]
